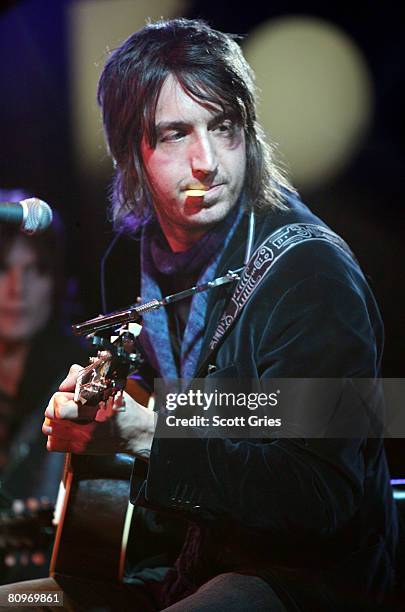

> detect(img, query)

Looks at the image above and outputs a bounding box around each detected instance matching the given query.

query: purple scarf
[138,205,244,381]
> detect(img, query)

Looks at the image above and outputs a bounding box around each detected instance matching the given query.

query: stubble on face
[140,75,246,251]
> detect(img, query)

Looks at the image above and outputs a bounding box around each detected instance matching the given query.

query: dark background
[0,2,403,383]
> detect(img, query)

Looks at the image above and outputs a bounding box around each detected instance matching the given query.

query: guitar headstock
[74,323,144,408]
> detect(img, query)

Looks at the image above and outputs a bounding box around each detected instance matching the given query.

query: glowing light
[68,0,187,174]
[244,16,374,189]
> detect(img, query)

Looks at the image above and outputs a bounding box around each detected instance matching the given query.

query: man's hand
[42,364,156,460]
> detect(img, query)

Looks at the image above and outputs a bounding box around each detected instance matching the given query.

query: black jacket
[132,194,398,611]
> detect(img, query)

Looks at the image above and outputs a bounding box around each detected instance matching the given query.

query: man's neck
[156,215,207,252]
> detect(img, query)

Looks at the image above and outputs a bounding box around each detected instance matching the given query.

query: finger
[46,434,75,453]
[95,396,115,422]
[42,418,52,436]
[94,400,108,423]
[46,420,99,453]
[45,392,78,419]
[47,436,95,454]
[112,390,126,413]
[94,391,125,421]
[45,419,91,438]
[59,364,85,391]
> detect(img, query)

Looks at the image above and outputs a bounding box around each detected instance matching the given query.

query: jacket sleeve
[138,272,381,538]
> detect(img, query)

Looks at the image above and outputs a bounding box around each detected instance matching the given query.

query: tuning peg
[128,322,142,336]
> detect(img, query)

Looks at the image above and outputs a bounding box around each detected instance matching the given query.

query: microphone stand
[72,269,242,337]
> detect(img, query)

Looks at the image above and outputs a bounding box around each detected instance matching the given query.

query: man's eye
[160,131,185,142]
[215,122,236,135]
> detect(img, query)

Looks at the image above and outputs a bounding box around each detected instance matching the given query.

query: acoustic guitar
[48,327,171,584]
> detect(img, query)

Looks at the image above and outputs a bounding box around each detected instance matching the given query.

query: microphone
[0,198,53,234]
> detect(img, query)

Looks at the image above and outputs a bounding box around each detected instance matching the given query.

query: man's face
[140,75,246,251]
[0,237,53,344]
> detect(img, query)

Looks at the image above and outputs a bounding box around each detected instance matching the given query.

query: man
[0,194,87,584]
[0,18,398,611]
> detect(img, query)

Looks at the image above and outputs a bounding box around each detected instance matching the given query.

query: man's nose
[190,134,218,177]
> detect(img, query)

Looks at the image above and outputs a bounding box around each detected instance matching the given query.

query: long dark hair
[97,18,294,233]
[0,189,66,315]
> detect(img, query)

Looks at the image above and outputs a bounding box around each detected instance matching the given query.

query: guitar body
[47,338,184,584]
[49,452,134,583]
[49,379,151,584]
